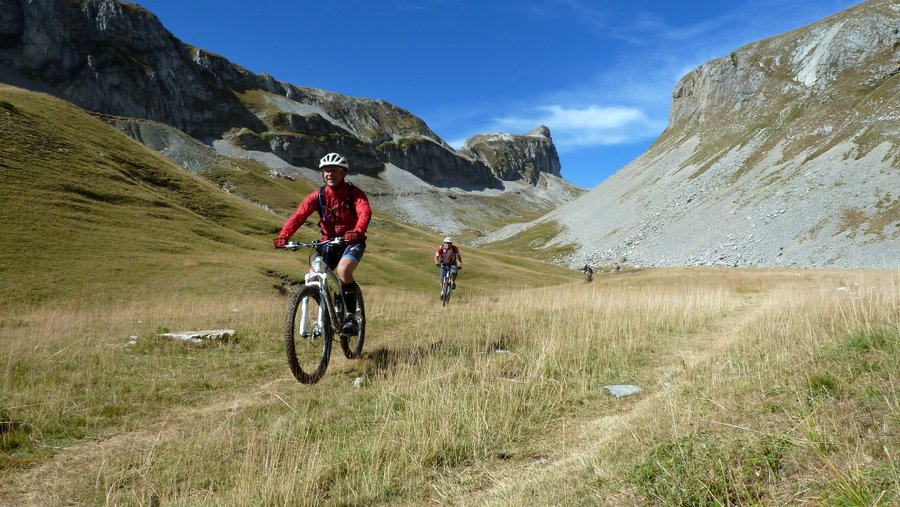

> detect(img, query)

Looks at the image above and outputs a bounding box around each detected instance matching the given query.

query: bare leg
[335,256,358,284]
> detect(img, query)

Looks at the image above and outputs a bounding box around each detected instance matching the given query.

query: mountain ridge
[0,0,569,196]
[3,0,896,268]
[481,0,899,269]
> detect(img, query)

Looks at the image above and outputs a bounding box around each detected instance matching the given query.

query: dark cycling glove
[343,231,364,243]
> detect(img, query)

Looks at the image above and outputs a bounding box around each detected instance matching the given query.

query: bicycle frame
[285,240,346,335]
[439,263,455,305]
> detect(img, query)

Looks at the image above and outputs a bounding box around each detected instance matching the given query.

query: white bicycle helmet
[443,237,453,243]
[319,152,349,170]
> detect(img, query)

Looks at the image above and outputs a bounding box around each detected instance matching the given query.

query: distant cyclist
[581,264,593,283]
[434,237,462,289]
[273,152,371,336]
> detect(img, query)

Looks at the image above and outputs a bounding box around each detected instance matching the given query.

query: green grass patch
[629,430,789,506]
[485,220,578,261]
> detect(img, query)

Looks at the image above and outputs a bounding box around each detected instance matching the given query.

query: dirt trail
[452,293,768,505]
[2,293,768,506]
[1,378,291,506]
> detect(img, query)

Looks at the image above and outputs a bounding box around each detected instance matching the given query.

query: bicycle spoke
[285,286,332,383]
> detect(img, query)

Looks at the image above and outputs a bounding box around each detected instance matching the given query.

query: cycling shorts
[317,241,366,270]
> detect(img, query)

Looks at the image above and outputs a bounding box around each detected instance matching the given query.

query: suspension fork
[298,295,310,337]
[298,274,331,338]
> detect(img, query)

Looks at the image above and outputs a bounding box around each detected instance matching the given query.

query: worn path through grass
[450,293,767,505]
[3,376,293,505]
[2,269,895,505]
[1,285,490,505]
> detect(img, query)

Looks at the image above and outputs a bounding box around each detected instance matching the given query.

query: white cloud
[489,104,665,151]
[442,1,860,156]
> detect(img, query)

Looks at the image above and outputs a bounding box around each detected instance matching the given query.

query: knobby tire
[440,276,452,306]
[284,286,332,384]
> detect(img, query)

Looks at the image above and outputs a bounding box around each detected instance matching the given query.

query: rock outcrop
[0,0,264,138]
[376,136,499,188]
[0,0,559,191]
[669,1,900,130]
[460,126,562,184]
[484,0,899,269]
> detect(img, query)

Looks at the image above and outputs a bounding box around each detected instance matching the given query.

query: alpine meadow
[2,84,898,506]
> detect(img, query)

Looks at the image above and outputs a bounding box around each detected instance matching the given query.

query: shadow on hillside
[364,340,447,373]
[359,335,518,377]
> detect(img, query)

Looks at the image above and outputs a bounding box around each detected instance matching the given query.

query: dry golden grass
[2,268,896,505]
[5,71,893,507]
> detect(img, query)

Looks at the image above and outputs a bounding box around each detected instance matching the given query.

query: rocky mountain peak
[0,0,569,193]
[668,0,899,130]
[483,0,899,270]
[460,126,562,184]
[526,125,552,139]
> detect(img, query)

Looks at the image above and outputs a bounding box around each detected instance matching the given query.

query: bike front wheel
[340,288,366,359]
[284,286,332,384]
[440,278,452,306]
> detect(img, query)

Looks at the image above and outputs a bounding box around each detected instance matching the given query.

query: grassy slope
[0,85,575,309]
[0,85,280,306]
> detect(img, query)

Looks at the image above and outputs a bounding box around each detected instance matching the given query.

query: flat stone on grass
[159,329,236,344]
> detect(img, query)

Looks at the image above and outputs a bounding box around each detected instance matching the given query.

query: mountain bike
[277,239,365,384]
[438,263,455,306]
[581,266,593,283]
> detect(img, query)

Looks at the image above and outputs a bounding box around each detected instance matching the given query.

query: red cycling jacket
[278,181,371,241]
[435,245,461,264]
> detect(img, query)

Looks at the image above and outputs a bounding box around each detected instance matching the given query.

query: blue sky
[132,0,861,188]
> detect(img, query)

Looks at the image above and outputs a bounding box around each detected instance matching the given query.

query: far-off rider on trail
[434,237,462,289]
[273,153,371,336]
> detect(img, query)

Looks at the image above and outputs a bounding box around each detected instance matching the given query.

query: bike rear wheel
[284,286,332,384]
[340,287,366,359]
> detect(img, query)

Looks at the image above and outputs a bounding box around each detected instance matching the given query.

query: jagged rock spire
[526,125,552,140]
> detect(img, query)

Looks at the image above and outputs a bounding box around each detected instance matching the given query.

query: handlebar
[278,238,345,251]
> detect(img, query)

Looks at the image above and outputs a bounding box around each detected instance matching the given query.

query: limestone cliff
[483,0,899,269]
[0,0,562,191]
[460,126,562,184]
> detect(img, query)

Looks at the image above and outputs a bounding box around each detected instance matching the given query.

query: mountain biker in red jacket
[434,237,462,289]
[273,152,372,335]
